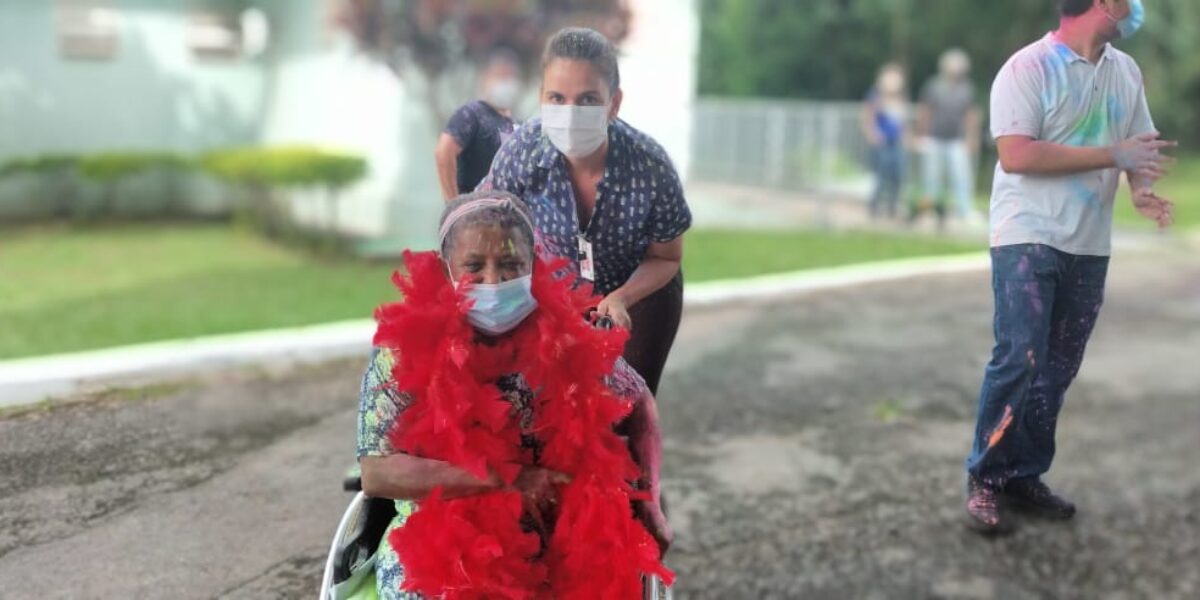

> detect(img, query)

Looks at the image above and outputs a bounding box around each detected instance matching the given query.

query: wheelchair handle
[584,307,615,330]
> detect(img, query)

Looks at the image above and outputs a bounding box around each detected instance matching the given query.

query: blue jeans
[920,138,975,218]
[870,145,906,218]
[966,244,1109,487]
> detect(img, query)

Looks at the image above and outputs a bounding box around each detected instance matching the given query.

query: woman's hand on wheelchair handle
[595,293,632,331]
[639,498,673,557]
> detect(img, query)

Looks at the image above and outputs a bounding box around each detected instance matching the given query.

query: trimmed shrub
[0,154,82,219]
[77,152,193,218]
[199,146,366,188]
[0,154,80,176]
[199,146,368,244]
[77,151,189,182]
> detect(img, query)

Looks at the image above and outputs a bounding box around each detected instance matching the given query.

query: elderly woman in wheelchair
[324,191,672,600]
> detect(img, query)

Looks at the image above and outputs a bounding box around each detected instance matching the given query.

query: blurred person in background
[860,62,911,220]
[915,48,983,227]
[483,27,692,396]
[964,0,1174,535]
[434,49,522,200]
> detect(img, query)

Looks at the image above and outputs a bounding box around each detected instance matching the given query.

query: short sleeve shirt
[357,347,539,460]
[921,77,975,140]
[355,345,650,599]
[989,33,1156,256]
[444,100,515,194]
[866,89,908,147]
[355,345,651,598]
[481,118,692,296]
[356,346,537,600]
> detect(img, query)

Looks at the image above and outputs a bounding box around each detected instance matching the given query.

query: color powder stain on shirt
[1067,175,1104,205]
[1038,52,1072,107]
[1067,102,1112,147]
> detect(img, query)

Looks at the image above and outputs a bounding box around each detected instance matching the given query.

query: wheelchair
[323,314,672,598]
[319,474,673,599]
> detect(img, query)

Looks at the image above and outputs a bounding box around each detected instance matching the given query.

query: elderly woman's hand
[512,466,571,534]
[595,293,632,331]
[637,497,673,557]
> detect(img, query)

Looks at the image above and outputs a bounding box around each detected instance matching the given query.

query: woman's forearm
[611,256,680,308]
[434,133,463,200]
[360,453,501,500]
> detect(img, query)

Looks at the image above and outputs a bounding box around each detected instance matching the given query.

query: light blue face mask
[1110,0,1145,39]
[460,275,538,336]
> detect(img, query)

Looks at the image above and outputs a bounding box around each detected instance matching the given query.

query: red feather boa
[372,251,673,599]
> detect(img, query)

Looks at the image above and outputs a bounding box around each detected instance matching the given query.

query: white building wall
[256,1,441,248]
[618,0,699,178]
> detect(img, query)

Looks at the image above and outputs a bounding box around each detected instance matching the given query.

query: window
[188,10,243,61]
[56,0,120,60]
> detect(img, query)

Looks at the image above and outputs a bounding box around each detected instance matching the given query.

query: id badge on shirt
[577,234,595,282]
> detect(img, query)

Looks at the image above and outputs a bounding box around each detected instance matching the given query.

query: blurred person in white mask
[435,49,523,200]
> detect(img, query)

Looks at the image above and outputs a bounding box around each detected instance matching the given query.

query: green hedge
[2,146,368,190]
[199,146,367,189]
[77,151,190,182]
[1,147,368,234]
[0,154,79,176]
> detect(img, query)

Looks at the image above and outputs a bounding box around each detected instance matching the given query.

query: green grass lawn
[0,224,984,359]
[974,155,1199,231]
[1114,155,1200,230]
[682,229,981,282]
[0,225,399,360]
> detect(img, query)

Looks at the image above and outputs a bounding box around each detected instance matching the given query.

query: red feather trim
[373,251,672,598]
[391,489,545,600]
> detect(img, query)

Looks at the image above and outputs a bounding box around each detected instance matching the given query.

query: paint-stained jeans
[966,244,1109,487]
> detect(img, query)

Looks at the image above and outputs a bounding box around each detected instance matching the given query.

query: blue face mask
[1110,0,1145,39]
[460,275,538,336]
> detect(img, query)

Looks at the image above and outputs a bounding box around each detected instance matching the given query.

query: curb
[0,252,990,409]
[0,321,376,409]
[684,252,989,307]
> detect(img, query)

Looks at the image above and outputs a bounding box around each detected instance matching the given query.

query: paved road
[1,247,1198,599]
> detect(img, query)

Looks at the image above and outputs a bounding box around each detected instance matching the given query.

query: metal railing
[690,98,872,193]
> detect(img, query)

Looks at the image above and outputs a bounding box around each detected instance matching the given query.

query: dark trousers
[966,244,1109,487]
[623,272,683,396]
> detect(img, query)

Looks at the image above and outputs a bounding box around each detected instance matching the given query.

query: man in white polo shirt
[964,0,1175,534]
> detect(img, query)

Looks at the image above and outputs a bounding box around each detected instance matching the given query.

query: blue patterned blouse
[481,118,692,296]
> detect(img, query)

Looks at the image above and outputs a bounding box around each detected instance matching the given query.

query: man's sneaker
[1003,477,1076,520]
[964,478,1015,535]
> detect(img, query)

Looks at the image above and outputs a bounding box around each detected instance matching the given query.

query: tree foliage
[699,0,1200,141]
[333,0,632,77]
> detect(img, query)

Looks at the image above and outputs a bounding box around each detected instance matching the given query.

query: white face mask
[541,104,609,158]
[458,274,538,336]
[486,79,521,110]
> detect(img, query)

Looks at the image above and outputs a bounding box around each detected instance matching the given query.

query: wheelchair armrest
[333,496,398,584]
